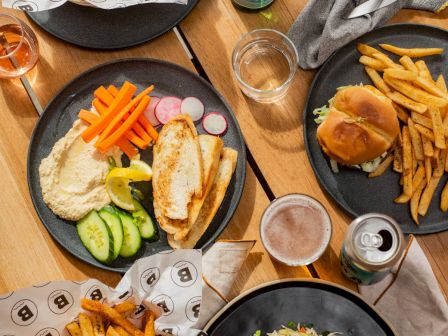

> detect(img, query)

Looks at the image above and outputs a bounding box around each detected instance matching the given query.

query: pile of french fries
[357,43,448,224]
[65,299,155,336]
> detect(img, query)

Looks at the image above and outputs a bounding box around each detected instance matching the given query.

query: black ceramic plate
[27,58,246,272]
[304,24,448,234]
[205,279,395,335]
[27,1,198,49]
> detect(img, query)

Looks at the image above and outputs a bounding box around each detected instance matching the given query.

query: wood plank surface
[0,7,310,296]
[180,0,448,295]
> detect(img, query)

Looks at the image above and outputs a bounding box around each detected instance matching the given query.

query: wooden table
[0,1,447,309]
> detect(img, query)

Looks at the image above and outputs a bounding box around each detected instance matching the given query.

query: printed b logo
[170,261,198,287]
[160,326,179,336]
[35,327,60,336]
[48,290,74,314]
[151,294,174,316]
[140,267,160,292]
[11,299,38,326]
[185,296,201,322]
[12,1,38,11]
[85,285,106,302]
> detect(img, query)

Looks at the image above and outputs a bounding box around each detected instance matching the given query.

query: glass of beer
[0,14,39,79]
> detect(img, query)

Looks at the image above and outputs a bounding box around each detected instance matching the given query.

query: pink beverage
[260,194,332,266]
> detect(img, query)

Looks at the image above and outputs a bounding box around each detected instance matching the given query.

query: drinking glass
[0,14,39,79]
[232,29,298,103]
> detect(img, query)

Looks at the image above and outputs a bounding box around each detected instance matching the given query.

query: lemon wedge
[106,161,152,210]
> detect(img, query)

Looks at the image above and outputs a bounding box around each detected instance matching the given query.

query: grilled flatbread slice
[156,135,223,239]
[152,115,203,224]
[174,135,223,241]
[168,147,238,249]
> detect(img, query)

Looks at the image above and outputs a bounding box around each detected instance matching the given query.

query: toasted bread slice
[173,135,224,240]
[152,114,203,223]
[168,147,238,249]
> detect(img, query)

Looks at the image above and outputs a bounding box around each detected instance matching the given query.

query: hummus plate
[27,58,246,273]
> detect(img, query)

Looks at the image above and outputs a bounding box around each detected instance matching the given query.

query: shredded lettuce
[259,323,342,336]
[313,105,330,124]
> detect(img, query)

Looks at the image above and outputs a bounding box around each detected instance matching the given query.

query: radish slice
[143,96,161,127]
[202,112,228,136]
[181,97,204,122]
[155,96,182,124]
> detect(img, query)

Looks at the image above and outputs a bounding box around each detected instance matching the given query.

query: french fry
[434,149,447,177]
[114,301,135,315]
[429,107,446,149]
[421,135,434,157]
[402,127,413,197]
[379,44,444,57]
[384,68,417,81]
[144,311,156,336]
[413,76,448,99]
[411,112,433,129]
[394,164,425,203]
[113,326,132,336]
[418,175,442,216]
[372,52,403,69]
[67,322,83,336]
[393,145,403,173]
[399,56,419,73]
[411,179,426,224]
[436,74,447,93]
[365,67,391,94]
[79,313,95,336]
[91,314,105,336]
[434,147,440,161]
[441,182,448,212]
[387,91,427,114]
[415,60,433,80]
[384,76,448,107]
[359,55,387,71]
[407,119,424,161]
[412,148,418,174]
[368,154,394,178]
[445,147,448,172]
[392,103,409,123]
[357,43,381,57]
[425,156,432,185]
[106,327,120,336]
[415,124,436,142]
[81,299,144,336]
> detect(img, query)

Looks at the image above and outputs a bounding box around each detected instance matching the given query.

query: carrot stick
[96,85,154,144]
[98,96,151,151]
[129,119,151,143]
[92,98,108,115]
[78,109,138,158]
[107,85,119,97]
[82,81,136,143]
[94,86,114,106]
[137,115,158,141]
[125,130,148,149]
[79,109,99,124]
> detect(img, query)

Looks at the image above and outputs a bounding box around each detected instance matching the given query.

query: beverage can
[232,0,275,10]
[340,213,405,285]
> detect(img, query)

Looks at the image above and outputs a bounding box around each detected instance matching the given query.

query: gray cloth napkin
[359,235,448,335]
[288,0,448,69]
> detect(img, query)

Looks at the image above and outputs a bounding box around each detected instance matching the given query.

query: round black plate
[205,279,395,336]
[27,58,246,273]
[27,1,198,49]
[304,24,448,234]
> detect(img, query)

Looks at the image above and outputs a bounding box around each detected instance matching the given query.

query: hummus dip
[39,120,122,221]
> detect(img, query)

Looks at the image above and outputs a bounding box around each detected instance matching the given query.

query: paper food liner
[0,250,205,336]
[2,0,187,12]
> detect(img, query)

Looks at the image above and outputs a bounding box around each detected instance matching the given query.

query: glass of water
[232,29,298,103]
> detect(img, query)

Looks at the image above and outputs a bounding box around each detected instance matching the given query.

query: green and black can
[340,213,405,285]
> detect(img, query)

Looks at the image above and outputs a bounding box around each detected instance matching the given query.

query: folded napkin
[359,235,448,335]
[288,0,448,69]
[197,240,255,329]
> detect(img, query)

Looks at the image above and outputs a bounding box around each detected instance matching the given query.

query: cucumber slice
[77,211,114,264]
[98,206,123,261]
[132,200,158,241]
[117,210,142,258]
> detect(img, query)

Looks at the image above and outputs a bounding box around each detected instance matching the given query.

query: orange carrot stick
[78,109,138,158]
[125,130,148,149]
[137,115,158,141]
[96,85,154,144]
[107,85,119,97]
[82,81,136,143]
[94,86,114,106]
[98,96,151,152]
[92,98,108,115]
